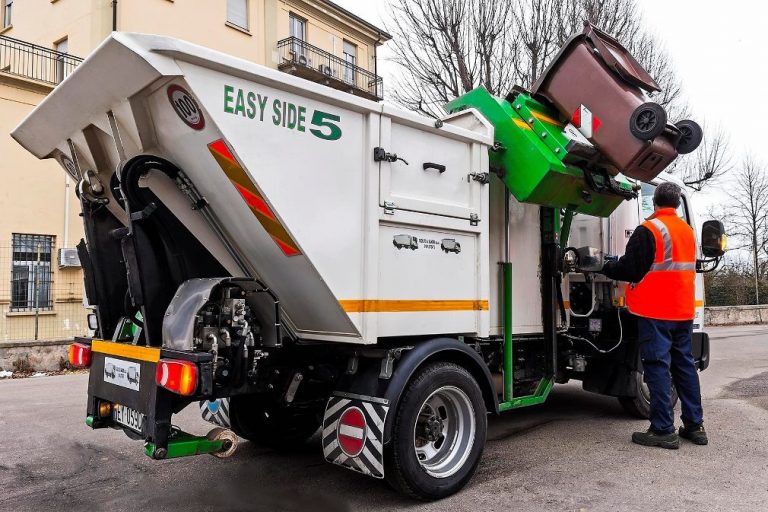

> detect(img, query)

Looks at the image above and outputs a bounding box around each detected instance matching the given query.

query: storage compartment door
[379,111,484,220]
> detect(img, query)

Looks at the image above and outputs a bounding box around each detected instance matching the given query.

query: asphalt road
[2,326,768,512]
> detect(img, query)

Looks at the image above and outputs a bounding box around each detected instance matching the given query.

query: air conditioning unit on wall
[58,248,81,268]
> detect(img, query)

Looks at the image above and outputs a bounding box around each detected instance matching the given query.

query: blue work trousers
[638,317,704,435]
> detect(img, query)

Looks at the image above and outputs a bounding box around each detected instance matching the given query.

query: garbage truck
[12,28,726,500]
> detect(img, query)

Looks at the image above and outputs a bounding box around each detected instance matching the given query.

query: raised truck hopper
[12,32,498,346]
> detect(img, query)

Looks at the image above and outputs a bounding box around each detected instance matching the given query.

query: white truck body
[14,33,502,345]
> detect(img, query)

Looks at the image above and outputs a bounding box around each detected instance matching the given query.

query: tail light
[156,359,198,396]
[68,342,92,368]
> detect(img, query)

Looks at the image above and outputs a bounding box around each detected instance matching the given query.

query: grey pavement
[1,326,767,511]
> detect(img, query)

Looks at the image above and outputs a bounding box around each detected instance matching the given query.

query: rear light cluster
[155,359,198,396]
[68,342,92,368]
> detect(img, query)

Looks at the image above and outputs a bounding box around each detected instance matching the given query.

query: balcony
[0,35,83,87]
[277,37,383,101]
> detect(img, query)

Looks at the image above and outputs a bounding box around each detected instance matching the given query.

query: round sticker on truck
[59,155,78,178]
[167,84,205,130]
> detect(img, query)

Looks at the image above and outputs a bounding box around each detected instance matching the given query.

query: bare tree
[387,0,518,117]
[671,125,732,191]
[723,157,768,304]
[387,0,685,116]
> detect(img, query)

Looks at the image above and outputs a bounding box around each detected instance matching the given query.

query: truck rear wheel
[384,362,487,501]
[618,362,679,419]
[229,395,322,449]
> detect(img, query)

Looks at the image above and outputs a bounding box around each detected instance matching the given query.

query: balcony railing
[0,35,83,86]
[277,37,383,101]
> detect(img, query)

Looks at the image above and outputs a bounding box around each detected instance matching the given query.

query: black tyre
[229,395,322,449]
[385,362,487,501]
[618,360,679,419]
[629,102,667,140]
[675,119,703,154]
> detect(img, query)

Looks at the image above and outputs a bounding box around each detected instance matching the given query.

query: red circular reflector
[337,407,366,457]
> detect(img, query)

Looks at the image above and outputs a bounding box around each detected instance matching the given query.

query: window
[11,234,54,312]
[55,38,68,83]
[290,14,306,40]
[640,182,689,224]
[289,14,306,57]
[227,0,248,30]
[343,40,357,84]
[3,0,12,28]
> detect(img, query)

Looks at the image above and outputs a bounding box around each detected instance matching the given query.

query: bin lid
[532,22,661,95]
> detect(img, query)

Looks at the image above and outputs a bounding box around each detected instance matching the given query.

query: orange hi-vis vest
[626,208,696,321]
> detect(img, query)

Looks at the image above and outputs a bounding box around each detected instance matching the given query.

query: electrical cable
[564,307,624,354]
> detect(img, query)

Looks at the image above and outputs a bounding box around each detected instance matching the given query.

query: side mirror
[701,220,726,258]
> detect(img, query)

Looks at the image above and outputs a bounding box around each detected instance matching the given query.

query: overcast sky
[333,0,759,219]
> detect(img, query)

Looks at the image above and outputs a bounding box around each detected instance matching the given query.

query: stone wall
[705,306,768,326]
[0,339,71,372]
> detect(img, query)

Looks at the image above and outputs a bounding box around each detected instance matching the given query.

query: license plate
[112,404,144,434]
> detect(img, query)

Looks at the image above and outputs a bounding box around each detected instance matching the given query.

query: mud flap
[322,393,389,479]
[200,398,231,428]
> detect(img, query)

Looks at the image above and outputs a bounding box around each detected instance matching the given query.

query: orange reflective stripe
[340,300,489,313]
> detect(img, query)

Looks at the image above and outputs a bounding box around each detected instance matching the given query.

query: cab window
[640,182,690,225]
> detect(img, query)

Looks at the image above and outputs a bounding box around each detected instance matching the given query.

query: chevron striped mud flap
[322,393,390,479]
[199,398,231,428]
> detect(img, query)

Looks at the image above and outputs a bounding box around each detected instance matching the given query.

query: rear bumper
[83,338,214,455]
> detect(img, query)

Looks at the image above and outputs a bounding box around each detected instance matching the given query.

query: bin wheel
[675,120,703,154]
[629,102,667,140]
[206,427,239,458]
[618,359,679,419]
[384,362,487,501]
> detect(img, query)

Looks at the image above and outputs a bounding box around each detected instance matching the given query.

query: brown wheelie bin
[531,23,702,182]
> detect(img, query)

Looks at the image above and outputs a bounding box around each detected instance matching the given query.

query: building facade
[0,0,389,341]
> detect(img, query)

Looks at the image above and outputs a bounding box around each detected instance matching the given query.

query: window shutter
[227,0,248,29]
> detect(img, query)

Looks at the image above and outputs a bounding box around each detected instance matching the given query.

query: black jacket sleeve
[601,225,656,284]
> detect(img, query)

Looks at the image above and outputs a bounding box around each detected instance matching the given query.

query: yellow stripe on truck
[91,340,161,363]
[531,111,564,127]
[695,299,704,307]
[512,118,532,130]
[340,300,489,313]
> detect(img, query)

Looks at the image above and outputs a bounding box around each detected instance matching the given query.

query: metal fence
[277,36,383,100]
[0,242,89,342]
[0,35,83,86]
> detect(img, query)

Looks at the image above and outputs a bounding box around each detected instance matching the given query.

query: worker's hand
[596,255,617,275]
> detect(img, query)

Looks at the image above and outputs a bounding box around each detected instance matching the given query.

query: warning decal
[208,139,302,257]
[322,395,388,479]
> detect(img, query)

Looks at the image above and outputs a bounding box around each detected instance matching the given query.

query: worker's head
[653,182,681,210]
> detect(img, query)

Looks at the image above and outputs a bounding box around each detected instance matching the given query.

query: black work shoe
[631,429,680,449]
[679,425,708,445]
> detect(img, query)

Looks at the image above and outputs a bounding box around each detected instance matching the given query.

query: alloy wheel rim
[412,385,476,479]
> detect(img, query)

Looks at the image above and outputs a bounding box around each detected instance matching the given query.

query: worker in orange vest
[602,182,707,449]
